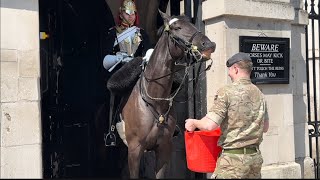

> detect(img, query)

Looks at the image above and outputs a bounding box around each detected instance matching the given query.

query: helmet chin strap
[120,14,134,27]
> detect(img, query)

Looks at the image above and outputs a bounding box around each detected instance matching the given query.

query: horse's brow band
[169,18,179,25]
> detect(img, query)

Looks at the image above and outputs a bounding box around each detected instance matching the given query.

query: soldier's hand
[185,119,197,132]
[122,56,133,63]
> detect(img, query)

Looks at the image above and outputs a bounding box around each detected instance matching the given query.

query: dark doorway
[40,0,196,178]
[39,0,116,177]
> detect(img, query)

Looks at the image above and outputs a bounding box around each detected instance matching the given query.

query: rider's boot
[104,94,117,146]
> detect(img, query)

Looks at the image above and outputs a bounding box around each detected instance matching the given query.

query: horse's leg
[128,143,144,178]
[155,141,173,178]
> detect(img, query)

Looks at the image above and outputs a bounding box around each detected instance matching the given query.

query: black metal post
[191,1,207,179]
[306,0,320,178]
[184,0,192,18]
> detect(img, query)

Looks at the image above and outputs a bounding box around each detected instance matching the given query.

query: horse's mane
[156,15,191,37]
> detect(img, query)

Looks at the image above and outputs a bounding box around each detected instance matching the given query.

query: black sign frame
[239,36,290,84]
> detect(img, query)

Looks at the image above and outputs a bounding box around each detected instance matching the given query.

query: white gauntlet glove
[103,52,132,72]
[143,49,154,62]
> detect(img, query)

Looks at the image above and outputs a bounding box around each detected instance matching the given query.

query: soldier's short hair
[235,60,253,73]
[226,52,252,73]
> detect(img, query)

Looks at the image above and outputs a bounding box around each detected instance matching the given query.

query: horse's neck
[146,35,173,75]
[143,33,175,98]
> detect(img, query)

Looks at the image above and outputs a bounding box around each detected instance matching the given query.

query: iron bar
[184,0,192,19]
[305,0,313,166]
[312,2,318,178]
[306,0,320,178]
[306,0,312,154]
[315,0,320,177]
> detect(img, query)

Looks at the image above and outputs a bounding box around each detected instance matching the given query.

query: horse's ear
[158,9,170,23]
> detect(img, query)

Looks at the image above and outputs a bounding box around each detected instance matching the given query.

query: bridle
[139,18,213,124]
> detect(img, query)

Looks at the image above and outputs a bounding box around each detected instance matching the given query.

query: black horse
[98,10,216,178]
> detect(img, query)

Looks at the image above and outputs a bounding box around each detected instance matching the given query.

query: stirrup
[104,125,116,146]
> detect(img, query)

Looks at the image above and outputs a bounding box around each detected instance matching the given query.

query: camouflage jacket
[207,78,269,149]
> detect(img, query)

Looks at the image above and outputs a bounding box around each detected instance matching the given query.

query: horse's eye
[174,27,181,30]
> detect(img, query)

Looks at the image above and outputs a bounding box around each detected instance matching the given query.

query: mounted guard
[102,0,152,146]
[102,0,182,148]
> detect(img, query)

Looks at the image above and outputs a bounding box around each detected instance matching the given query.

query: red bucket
[184,128,222,173]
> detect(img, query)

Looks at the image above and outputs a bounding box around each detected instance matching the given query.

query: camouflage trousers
[211,149,263,179]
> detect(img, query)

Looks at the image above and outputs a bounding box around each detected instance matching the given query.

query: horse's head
[159,10,216,63]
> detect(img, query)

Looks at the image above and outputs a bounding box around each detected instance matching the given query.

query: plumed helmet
[120,0,137,15]
[117,0,139,26]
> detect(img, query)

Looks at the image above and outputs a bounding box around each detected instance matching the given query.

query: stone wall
[0,0,42,178]
[0,0,315,178]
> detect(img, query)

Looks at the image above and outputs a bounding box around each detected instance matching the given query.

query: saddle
[107,57,144,94]
[107,56,184,94]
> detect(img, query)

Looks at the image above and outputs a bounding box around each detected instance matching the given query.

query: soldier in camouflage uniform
[185,52,269,179]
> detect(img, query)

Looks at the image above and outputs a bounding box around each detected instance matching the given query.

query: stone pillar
[0,0,42,178]
[202,0,309,178]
